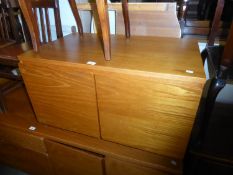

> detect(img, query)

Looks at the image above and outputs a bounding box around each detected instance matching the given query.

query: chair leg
[0,80,23,113]
[0,90,7,113]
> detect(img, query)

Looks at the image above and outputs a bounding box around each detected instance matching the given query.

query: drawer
[106,157,172,175]
[0,140,52,175]
[45,140,105,175]
[0,125,47,154]
[96,73,203,159]
[19,62,100,138]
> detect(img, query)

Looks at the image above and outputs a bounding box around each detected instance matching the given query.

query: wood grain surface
[19,62,100,138]
[0,141,52,175]
[96,71,204,159]
[0,125,47,154]
[18,33,205,79]
[0,86,182,175]
[106,157,170,175]
[46,140,104,175]
[18,33,205,160]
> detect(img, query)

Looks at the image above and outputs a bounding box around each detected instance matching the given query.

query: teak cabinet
[17,33,205,174]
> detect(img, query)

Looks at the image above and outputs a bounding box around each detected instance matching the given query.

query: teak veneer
[19,34,204,78]
[0,86,182,175]
[18,33,205,160]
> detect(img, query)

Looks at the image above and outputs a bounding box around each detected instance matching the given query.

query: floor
[0,164,28,175]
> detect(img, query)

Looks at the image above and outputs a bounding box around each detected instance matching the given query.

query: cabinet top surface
[19,33,205,79]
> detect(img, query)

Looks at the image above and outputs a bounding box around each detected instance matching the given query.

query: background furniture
[77,2,181,38]
[180,0,233,39]
[0,0,31,113]
[185,21,233,174]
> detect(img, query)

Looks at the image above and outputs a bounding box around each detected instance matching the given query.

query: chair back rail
[19,0,40,51]
[0,2,10,40]
[30,0,63,43]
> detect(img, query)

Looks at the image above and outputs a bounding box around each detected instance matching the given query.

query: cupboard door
[20,62,100,138]
[96,73,203,159]
[106,157,171,175]
[46,140,104,175]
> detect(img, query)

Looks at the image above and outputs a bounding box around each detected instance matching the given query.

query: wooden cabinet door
[20,62,100,138]
[106,157,172,175]
[46,140,104,175]
[96,72,203,159]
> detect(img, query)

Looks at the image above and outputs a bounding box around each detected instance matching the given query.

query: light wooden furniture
[19,33,205,161]
[2,2,205,174]
[0,85,183,175]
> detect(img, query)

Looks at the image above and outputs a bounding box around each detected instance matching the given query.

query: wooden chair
[221,22,233,67]
[75,2,181,60]
[18,0,84,53]
[199,0,226,64]
[69,0,130,60]
[0,0,33,113]
[0,0,12,41]
[181,0,230,41]
[19,0,129,61]
[115,2,181,38]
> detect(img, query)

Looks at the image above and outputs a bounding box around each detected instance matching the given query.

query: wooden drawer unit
[0,126,51,175]
[106,157,172,175]
[46,140,105,175]
[96,72,204,159]
[19,61,100,138]
[0,126,47,154]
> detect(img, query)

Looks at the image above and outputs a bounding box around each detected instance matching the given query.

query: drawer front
[96,73,203,159]
[0,140,52,175]
[20,62,100,138]
[46,140,104,175]
[0,126,47,154]
[106,157,172,175]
